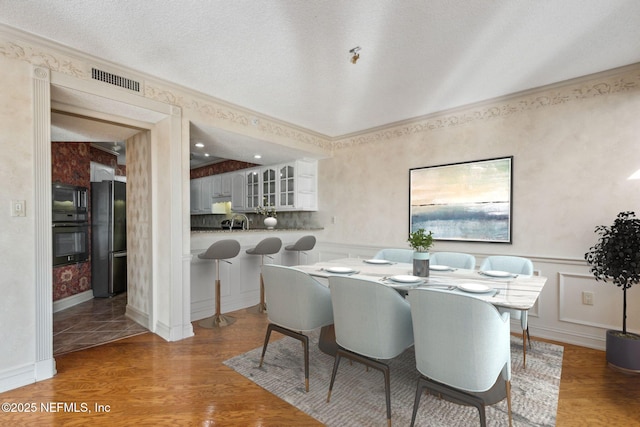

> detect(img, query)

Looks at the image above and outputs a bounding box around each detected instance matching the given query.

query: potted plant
[584,211,640,373]
[255,199,277,229]
[408,228,434,277]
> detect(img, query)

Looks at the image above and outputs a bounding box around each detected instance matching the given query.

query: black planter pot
[606,330,640,373]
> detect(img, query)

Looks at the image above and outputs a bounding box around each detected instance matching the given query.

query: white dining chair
[373,248,414,263]
[430,251,476,269]
[327,275,414,427]
[408,288,513,427]
[259,264,334,392]
[480,255,534,368]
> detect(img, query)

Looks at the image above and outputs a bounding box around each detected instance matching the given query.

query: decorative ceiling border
[2,28,638,155]
[332,64,640,150]
[0,29,332,153]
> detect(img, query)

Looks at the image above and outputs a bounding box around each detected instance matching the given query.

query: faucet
[231,213,249,230]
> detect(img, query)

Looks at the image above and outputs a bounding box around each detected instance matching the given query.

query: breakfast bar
[190,228,322,322]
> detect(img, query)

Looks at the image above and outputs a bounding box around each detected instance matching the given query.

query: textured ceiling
[2,1,640,139]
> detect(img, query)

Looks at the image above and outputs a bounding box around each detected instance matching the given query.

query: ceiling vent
[91,68,140,92]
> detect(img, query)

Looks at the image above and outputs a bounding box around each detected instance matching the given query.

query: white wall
[316,64,640,349]
[0,55,37,389]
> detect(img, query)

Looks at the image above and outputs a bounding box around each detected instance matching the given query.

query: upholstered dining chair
[327,275,414,427]
[373,248,414,263]
[480,255,534,368]
[429,251,476,269]
[407,288,513,427]
[259,264,333,392]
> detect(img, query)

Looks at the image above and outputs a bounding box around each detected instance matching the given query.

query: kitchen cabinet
[190,176,214,214]
[262,166,277,208]
[235,160,317,212]
[245,169,260,210]
[191,160,317,214]
[231,173,245,211]
[211,173,232,198]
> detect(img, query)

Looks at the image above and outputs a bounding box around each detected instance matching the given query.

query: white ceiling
[3,1,640,162]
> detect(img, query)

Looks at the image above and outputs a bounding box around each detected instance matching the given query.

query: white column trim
[33,65,56,380]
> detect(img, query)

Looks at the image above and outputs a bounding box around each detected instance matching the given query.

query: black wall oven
[52,223,89,266]
[52,183,89,267]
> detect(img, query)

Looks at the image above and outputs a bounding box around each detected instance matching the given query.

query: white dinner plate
[429,264,450,271]
[458,283,493,293]
[389,275,422,284]
[325,266,356,274]
[481,270,512,278]
[363,259,392,264]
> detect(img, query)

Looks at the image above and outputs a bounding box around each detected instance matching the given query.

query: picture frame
[409,156,513,243]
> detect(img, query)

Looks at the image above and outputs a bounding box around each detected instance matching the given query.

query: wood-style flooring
[2,304,639,426]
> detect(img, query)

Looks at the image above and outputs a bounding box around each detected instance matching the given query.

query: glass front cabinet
[245,169,260,210]
[238,160,317,212]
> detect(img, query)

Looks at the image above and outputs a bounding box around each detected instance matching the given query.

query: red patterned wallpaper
[190,159,257,179]
[51,142,121,301]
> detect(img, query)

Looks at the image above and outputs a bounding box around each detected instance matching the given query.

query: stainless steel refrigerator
[91,180,127,297]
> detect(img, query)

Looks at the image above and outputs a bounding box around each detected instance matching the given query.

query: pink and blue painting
[410,157,512,242]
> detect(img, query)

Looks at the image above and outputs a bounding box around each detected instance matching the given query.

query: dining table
[293,257,548,355]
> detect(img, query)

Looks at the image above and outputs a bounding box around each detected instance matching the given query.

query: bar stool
[246,237,282,313]
[284,235,316,265]
[197,239,241,328]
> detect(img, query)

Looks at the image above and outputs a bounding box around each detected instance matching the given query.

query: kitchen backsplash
[191,211,320,230]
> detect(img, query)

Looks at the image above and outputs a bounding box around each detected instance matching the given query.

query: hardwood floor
[2,307,639,426]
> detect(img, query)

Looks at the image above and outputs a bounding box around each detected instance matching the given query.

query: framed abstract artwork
[409,156,513,243]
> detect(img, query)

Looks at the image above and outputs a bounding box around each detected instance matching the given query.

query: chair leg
[259,324,274,367]
[522,328,527,369]
[328,347,393,426]
[410,377,425,427]
[506,380,513,427]
[259,324,310,392]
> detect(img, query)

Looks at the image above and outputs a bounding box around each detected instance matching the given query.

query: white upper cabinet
[191,160,318,214]
[245,168,261,210]
[231,173,245,211]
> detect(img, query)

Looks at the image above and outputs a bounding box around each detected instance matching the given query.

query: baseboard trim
[52,290,94,313]
[0,363,36,393]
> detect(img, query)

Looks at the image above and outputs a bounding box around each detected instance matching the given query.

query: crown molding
[0,23,332,152]
[332,62,640,149]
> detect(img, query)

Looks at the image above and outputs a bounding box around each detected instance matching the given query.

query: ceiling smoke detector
[349,46,361,64]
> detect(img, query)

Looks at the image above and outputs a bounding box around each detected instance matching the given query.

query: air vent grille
[91,68,140,92]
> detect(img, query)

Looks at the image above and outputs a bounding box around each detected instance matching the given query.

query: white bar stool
[284,235,316,265]
[245,237,282,313]
[197,239,241,328]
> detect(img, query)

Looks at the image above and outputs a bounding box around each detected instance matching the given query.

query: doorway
[32,67,192,382]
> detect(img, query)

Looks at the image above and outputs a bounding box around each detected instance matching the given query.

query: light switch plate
[11,200,26,217]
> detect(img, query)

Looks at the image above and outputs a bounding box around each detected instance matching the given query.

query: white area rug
[224,331,563,426]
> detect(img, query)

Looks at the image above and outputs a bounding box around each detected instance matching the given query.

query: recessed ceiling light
[195,142,204,148]
[254,154,262,159]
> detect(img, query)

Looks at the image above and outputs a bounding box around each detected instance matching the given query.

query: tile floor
[53,292,148,355]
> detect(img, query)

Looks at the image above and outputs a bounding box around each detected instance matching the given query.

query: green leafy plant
[408,228,434,252]
[585,211,640,336]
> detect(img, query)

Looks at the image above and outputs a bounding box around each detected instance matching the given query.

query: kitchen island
[190,228,323,322]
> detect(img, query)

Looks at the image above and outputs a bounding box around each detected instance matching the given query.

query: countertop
[191,227,323,233]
